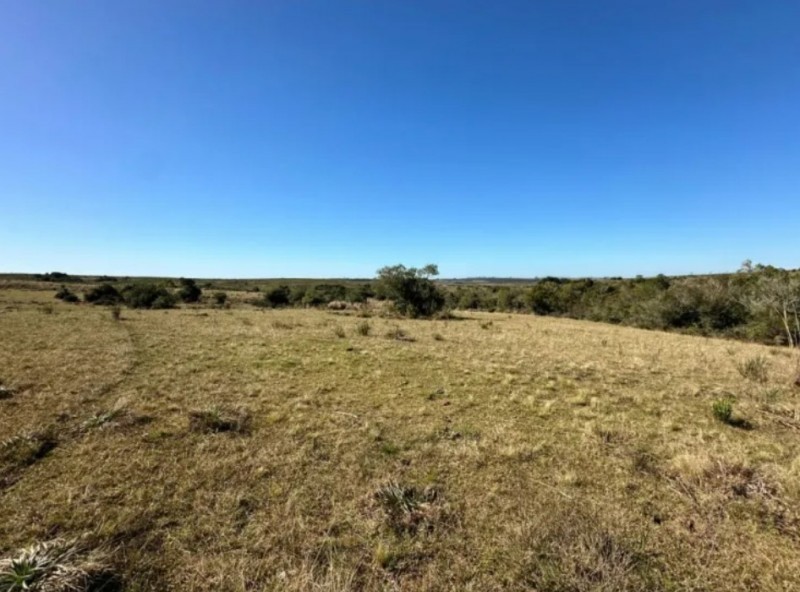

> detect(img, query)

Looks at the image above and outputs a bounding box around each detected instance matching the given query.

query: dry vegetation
[2,286,800,591]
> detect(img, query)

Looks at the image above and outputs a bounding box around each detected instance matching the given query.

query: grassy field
[2,287,800,591]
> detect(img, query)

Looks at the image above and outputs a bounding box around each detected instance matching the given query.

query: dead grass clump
[702,460,777,500]
[0,538,119,592]
[1,431,58,486]
[385,327,415,342]
[188,407,252,434]
[736,355,769,384]
[520,507,663,592]
[271,320,295,330]
[373,482,447,534]
[81,409,152,432]
[333,325,346,338]
[356,320,371,336]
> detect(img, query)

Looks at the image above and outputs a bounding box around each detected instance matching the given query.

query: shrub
[122,284,176,309]
[177,278,202,303]
[54,286,79,303]
[260,285,291,308]
[712,399,733,424]
[375,264,445,318]
[84,284,122,306]
[213,292,228,307]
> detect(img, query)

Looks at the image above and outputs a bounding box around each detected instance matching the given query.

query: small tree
[375,264,445,318]
[740,262,800,347]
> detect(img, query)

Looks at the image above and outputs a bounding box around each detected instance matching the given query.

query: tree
[740,263,800,347]
[375,264,445,318]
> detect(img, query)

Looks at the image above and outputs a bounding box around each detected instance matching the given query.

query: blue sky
[1,1,798,278]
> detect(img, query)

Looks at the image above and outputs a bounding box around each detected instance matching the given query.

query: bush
[177,278,202,303]
[84,284,122,306]
[122,284,176,309]
[376,264,445,318]
[260,285,291,308]
[213,292,228,307]
[54,286,79,303]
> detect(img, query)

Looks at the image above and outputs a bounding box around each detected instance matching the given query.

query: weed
[0,538,117,592]
[712,399,733,424]
[737,355,769,384]
[374,482,442,534]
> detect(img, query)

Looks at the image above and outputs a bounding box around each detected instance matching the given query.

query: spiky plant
[0,538,104,592]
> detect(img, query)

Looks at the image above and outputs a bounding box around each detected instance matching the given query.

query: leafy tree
[740,263,800,347]
[375,264,445,318]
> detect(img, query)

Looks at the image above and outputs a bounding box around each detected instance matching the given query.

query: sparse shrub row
[83,278,205,310]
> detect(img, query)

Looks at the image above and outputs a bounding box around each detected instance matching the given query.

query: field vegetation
[1,267,800,590]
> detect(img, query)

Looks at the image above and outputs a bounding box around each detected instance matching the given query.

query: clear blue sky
[1,1,798,278]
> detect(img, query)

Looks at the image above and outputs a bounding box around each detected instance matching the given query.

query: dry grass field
[2,287,800,591]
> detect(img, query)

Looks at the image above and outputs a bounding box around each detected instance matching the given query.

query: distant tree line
[50,262,800,347]
[444,262,800,347]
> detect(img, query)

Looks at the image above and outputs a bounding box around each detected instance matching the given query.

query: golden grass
[1,287,800,590]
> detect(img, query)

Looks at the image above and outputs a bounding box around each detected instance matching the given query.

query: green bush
[122,284,176,309]
[178,278,202,303]
[84,284,122,305]
[260,285,291,308]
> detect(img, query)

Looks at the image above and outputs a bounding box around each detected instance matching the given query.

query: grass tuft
[736,355,769,384]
